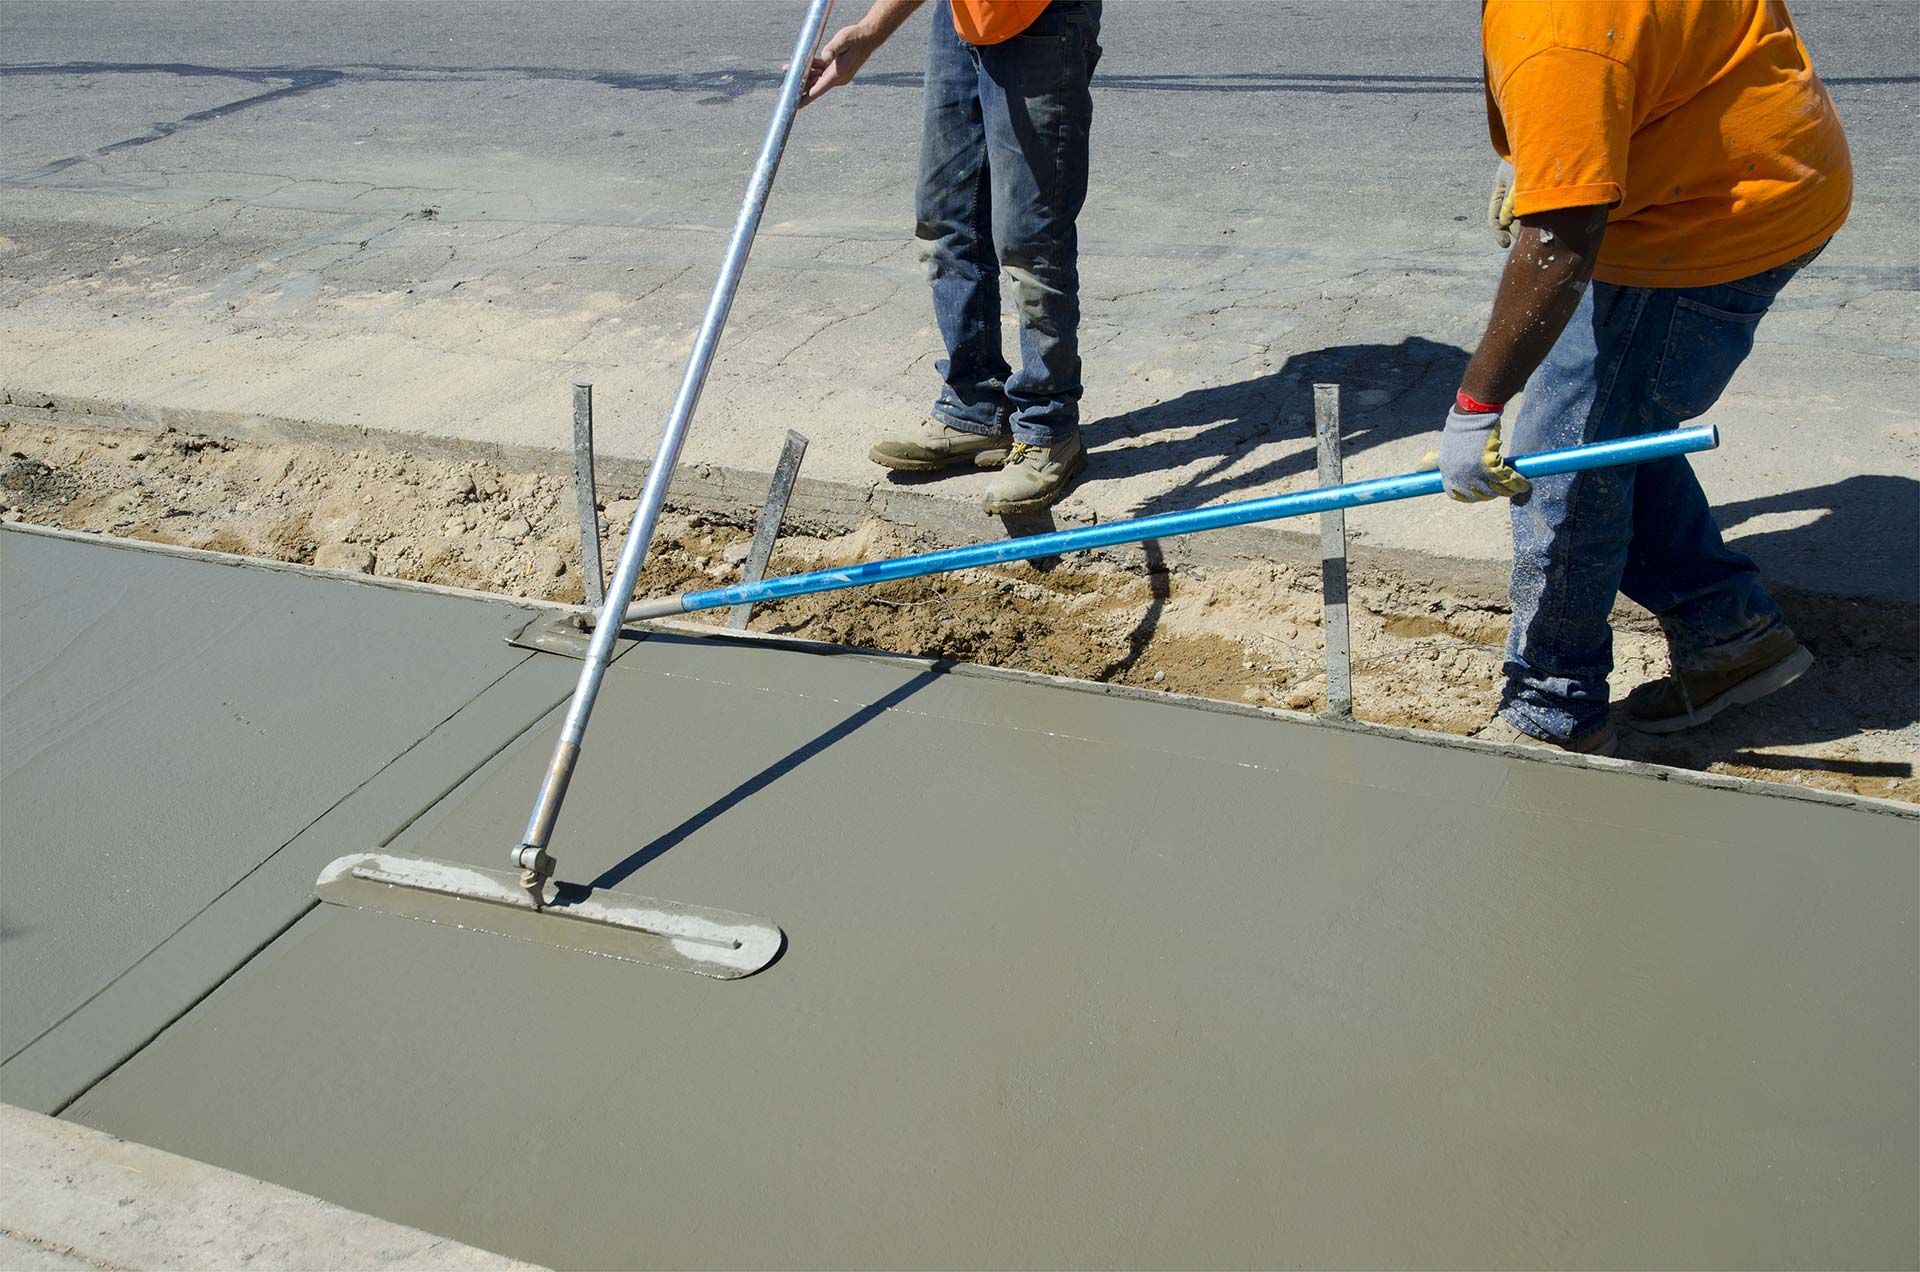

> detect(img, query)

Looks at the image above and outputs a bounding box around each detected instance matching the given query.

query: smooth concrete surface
[0,1101,541,1270]
[65,627,1919,1267]
[0,526,579,1112]
[2,3,1916,604]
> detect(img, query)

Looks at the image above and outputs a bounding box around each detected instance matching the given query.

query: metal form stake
[571,381,604,607]
[1314,384,1353,719]
[729,430,809,630]
[512,0,836,903]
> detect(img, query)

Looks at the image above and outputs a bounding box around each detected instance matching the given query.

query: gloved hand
[1430,398,1530,503]
[1488,159,1517,249]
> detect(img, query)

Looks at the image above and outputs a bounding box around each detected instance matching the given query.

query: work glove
[1429,398,1530,503]
[1488,158,1517,249]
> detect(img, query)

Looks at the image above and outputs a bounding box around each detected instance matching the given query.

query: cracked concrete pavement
[1,1,1915,603]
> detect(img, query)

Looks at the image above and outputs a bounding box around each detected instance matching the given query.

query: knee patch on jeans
[1000,261,1062,327]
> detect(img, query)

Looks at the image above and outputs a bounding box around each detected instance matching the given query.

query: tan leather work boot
[869,418,1011,472]
[1625,627,1812,733]
[981,435,1087,514]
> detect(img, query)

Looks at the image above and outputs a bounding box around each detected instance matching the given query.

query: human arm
[1463,204,1609,405]
[1437,204,1609,501]
[1446,1,1638,501]
[799,0,925,106]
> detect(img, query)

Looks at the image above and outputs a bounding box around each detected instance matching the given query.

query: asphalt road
[1,1,1915,600]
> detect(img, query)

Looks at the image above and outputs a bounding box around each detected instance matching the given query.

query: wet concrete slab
[61,619,1919,1266]
[0,527,578,1111]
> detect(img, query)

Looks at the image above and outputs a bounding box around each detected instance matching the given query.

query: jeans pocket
[1650,297,1765,420]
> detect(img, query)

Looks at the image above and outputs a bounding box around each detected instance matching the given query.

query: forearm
[851,0,923,40]
[1460,205,1609,405]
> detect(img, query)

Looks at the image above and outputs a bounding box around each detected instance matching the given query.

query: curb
[0,387,1521,605]
[0,1104,543,1271]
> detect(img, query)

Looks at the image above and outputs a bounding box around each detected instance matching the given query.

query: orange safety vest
[951,0,1050,45]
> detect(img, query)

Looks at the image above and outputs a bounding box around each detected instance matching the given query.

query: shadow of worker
[1087,336,1469,518]
[1618,471,1919,785]
[1715,471,1920,607]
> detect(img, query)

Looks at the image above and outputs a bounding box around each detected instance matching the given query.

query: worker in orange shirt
[1438,0,1851,755]
[801,0,1100,515]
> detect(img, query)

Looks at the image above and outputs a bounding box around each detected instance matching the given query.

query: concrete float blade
[315,853,784,979]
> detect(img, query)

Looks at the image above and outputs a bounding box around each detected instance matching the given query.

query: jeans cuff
[1011,421,1078,447]
[930,406,1009,438]
[1500,699,1605,745]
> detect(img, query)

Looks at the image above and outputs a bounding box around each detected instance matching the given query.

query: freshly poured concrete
[0,527,579,1111]
[60,620,1919,1266]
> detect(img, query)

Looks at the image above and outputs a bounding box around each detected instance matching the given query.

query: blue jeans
[1499,254,1817,741]
[916,0,1100,445]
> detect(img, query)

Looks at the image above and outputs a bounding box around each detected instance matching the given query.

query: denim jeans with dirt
[916,0,1100,446]
[1499,253,1817,742]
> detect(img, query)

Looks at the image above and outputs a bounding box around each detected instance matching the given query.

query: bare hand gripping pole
[514,0,835,904]
[624,426,1721,622]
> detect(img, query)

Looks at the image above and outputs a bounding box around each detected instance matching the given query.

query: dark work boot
[1626,627,1813,734]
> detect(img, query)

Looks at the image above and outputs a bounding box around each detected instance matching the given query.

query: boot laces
[1005,441,1036,466]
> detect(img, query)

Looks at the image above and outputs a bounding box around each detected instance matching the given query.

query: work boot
[1473,713,1619,757]
[869,418,1011,472]
[981,435,1087,515]
[1625,627,1813,734]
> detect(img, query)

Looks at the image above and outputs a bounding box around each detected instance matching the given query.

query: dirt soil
[3,412,1914,804]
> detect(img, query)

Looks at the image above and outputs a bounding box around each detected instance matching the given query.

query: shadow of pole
[583,665,947,893]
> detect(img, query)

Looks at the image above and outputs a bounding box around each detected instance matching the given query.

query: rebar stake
[572,381,605,608]
[1314,383,1353,719]
[729,431,809,630]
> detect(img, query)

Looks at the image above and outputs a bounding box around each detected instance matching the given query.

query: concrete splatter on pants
[1499,251,1820,741]
[915,0,1100,446]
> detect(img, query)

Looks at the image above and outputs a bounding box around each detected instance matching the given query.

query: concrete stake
[728,430,810,630]
[1314,384,1353,719]
[571,381,604,607]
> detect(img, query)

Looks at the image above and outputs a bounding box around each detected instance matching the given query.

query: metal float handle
[514,0,837,899]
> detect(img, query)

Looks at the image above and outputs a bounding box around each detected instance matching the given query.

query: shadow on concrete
[994,507,1059,543]
[1086,336,1469,517]
[586,665,945,890]
[1717,472,1920,607]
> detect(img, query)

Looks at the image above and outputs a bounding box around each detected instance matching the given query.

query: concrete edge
[639,615,1920,822]
[0,1103,545,1271]
[10,522,1914,823]
[1,520,561,615]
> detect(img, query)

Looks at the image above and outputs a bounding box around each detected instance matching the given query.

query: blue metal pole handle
[627,424,1719,621]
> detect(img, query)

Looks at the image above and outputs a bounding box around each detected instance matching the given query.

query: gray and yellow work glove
[1429,392,1530,503]
[1488,159,1517,249]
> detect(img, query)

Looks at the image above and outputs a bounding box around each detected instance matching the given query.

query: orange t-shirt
[952,0,1050,46]
[1483,0,1851,288]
